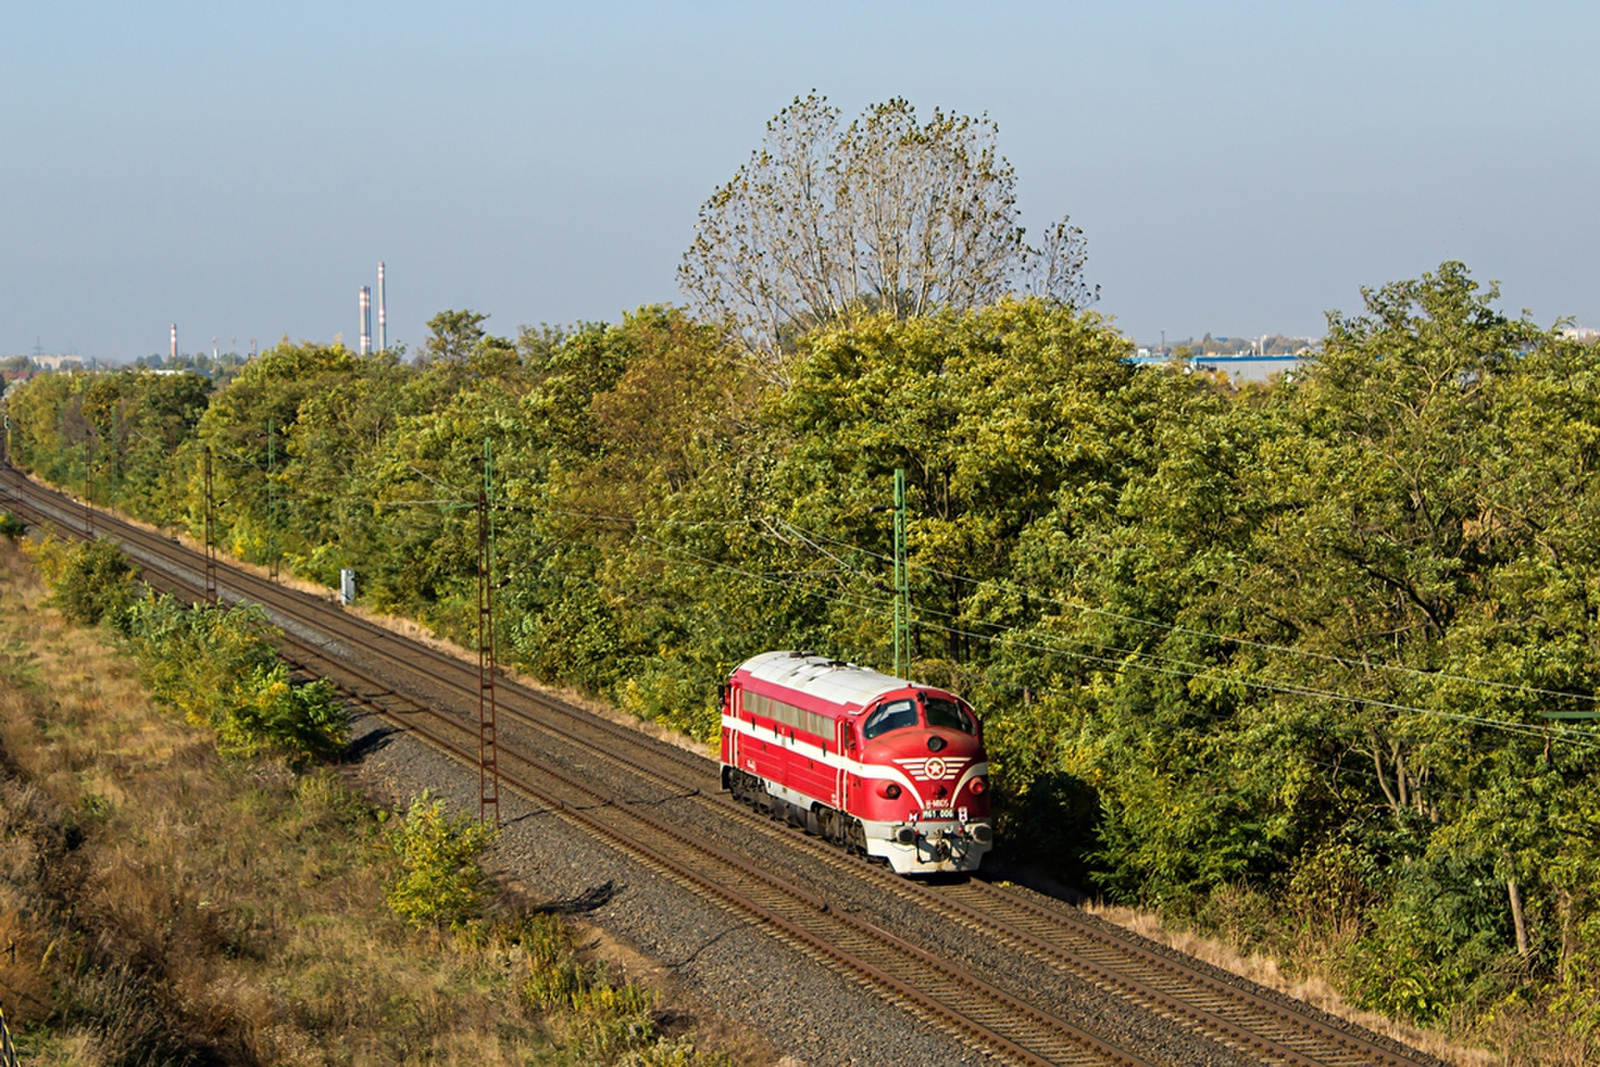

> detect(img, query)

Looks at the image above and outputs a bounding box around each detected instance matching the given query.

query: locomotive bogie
[859,815,991,874]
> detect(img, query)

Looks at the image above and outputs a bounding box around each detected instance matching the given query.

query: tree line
[6,264,1600,1046]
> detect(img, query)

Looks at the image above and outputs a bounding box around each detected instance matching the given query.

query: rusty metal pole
[477,437,500,827]
[203,446,217,604]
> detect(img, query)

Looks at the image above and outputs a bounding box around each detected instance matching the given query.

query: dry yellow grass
[0,533,743,1065]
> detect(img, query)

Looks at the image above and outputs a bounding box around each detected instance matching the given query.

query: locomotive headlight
[877,782,902,799]
[968,777,987,796]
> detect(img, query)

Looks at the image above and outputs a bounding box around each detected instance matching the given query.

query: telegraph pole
[83,433,94,537]
[203,446,217,603]
[477,437,501,827]
[893,468,909,679]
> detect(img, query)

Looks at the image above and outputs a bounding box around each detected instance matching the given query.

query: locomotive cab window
[923,696,976,735]
[863,699,919,740]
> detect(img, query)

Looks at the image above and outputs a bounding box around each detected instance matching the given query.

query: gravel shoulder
[343,707,1005,1067]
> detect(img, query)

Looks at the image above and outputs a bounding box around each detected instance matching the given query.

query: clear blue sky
[4,1,1596,360]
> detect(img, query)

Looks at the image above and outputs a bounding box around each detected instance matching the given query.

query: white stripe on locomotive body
[722,711,983,783]
[720,713,988,801]
[760,776,827,811]
[952,761,988,798]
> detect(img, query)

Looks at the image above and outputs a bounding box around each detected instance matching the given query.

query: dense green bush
[384,790,497,930]
[122,593,348,763]
[26,534,139,627]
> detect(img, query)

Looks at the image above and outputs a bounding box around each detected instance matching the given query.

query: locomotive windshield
[863,699,918,740]
[924,696,977,734]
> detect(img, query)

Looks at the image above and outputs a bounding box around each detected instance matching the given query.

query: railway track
[0,463,1441,1067]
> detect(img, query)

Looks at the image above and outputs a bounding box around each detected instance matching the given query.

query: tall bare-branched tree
[679,93,1095,367]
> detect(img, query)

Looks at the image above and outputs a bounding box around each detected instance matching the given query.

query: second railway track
[0,463,1443,1067]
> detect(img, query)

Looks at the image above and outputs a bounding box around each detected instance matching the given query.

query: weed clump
[25,534,138,627]
[122,592,347,763]
[511,912,727,1065]
[384,790,497,931]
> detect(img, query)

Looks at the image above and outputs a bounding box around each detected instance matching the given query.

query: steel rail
[320,654,1147,1067]
[936,881,1430,1067]
[1,465,1153,1067]
[1,463,1438,1066]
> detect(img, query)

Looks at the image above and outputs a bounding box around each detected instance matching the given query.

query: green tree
[422,309,492,363]
[1166,264,1600,1004]
[77,368,211,525]
[756,300,1134,671]
[193,341,361,564]
[5,371,90,486]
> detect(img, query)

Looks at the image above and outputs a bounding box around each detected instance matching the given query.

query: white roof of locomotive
[736,650,909,712]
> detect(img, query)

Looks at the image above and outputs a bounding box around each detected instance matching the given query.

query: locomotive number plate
[922,808,955,820]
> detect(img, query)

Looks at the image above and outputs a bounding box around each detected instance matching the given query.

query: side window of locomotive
[745,692,830,738]
[863,699,919,740]
[924,696,976,735]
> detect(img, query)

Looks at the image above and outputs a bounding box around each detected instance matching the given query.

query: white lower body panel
[860,817,992,875]
[725,764,993,876]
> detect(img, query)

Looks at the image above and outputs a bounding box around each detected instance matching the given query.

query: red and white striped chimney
[376,262,387,352]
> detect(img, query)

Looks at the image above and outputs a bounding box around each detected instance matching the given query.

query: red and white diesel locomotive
[719,651,992,875]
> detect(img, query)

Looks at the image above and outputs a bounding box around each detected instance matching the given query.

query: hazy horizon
[5,2,1596,361]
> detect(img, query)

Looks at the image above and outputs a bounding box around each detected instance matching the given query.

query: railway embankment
[2,468,1464,1066]
[0,532,749,1064]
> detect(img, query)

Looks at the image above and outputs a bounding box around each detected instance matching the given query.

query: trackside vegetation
[7,264,1600,1060]
[25,534,348,763]
[25,535,138,627]
[0,534,735,1063]
[385,789,499,930]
